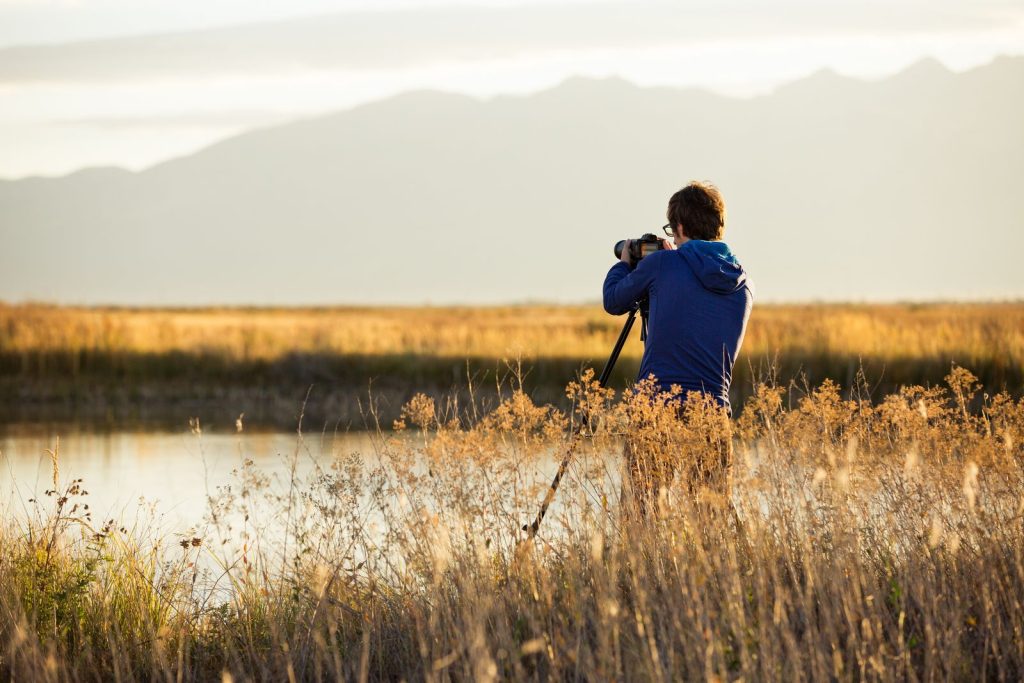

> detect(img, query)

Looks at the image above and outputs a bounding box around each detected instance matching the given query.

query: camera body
[614,233,666,263]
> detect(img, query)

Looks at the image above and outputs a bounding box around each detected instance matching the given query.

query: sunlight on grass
[2,366,1022,679]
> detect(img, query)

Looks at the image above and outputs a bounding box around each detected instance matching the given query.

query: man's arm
[603,254,659,315]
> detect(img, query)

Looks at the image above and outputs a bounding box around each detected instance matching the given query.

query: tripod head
[637,297,650,342]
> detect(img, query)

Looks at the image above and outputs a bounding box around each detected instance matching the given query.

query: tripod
[522,300,648,539]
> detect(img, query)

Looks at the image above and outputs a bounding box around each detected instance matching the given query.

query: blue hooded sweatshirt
[603,240,754,412]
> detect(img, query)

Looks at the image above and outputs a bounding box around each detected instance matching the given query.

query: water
[0,425,383,534]
[0,425,616,540]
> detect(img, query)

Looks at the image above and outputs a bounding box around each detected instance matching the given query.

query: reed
[2,366,1022,680]
[2,302,1022,428]
[3,302,1023,368]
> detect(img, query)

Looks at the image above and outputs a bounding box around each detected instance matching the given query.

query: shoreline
[2,351,1020,432]
[3,302,1021,430]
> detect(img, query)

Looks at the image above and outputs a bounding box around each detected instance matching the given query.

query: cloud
[52,109,292,129]
[0,0,1020,84]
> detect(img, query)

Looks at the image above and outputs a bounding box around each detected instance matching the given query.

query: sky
[1,0,1023,178]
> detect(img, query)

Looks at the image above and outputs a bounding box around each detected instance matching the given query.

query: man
[603,181,753,513]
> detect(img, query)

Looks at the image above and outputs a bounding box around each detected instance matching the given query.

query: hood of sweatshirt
[678,240,749,295]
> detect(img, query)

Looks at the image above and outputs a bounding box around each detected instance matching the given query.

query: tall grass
[3,302,1023,368]
[2,366,1022,680]
[2,302,1022,428]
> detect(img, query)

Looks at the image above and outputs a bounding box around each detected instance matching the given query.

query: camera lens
[614,240,626,259]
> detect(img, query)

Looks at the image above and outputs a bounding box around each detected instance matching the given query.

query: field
[2,366,1023,680]
[2,302,1023,680]
[2,302,1022,429]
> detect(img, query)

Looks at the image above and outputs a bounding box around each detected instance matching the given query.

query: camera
[614,233,666,263]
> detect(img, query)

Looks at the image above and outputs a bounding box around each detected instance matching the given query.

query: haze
[0,0,1022,304]
[3,0,1023,177]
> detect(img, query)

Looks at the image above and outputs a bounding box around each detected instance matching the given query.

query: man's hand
[660,238,674,251]
[619,240,632,267]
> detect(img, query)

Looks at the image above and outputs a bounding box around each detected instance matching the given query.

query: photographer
[603,181,753,514]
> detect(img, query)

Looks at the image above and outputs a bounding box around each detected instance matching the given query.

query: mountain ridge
[4,58,992,184]
[2,56,1022,304]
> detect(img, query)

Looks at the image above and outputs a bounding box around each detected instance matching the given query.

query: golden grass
[2,367,1023,680]
[3,301,1022,367]
[3,301,1021,428]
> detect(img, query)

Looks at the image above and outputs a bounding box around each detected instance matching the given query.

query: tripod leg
[522,308,638,541]
[597,307,637,388]
[523,431,584,538]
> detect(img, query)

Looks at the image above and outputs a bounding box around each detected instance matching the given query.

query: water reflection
[0,426,612,540]
[0,426,383,533]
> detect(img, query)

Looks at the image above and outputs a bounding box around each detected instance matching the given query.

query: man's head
[667,181,726,243]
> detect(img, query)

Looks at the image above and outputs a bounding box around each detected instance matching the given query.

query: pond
[1,426,386,532]
[0,424,617,543]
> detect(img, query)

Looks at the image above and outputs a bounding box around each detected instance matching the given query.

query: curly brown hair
[667,181,726,241]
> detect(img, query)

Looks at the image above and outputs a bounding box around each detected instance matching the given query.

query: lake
[0,425,386,533]
[0,424,614,545]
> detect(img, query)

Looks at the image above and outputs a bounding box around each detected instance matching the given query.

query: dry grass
[3,302,1023,367]
[2,301,1022,428]
[2,366,1023,680]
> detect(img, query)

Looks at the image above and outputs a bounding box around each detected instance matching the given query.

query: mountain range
[2,56,1022,304]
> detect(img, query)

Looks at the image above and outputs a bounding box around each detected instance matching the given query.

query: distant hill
[2,56,1022,304]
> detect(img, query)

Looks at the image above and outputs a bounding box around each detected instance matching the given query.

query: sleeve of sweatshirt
[603,255,659,315]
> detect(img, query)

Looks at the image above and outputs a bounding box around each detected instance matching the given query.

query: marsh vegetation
[2,302,1022,428]
[2,366,1023,680]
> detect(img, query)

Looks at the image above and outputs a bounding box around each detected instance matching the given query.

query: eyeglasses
[662,223,674,237]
